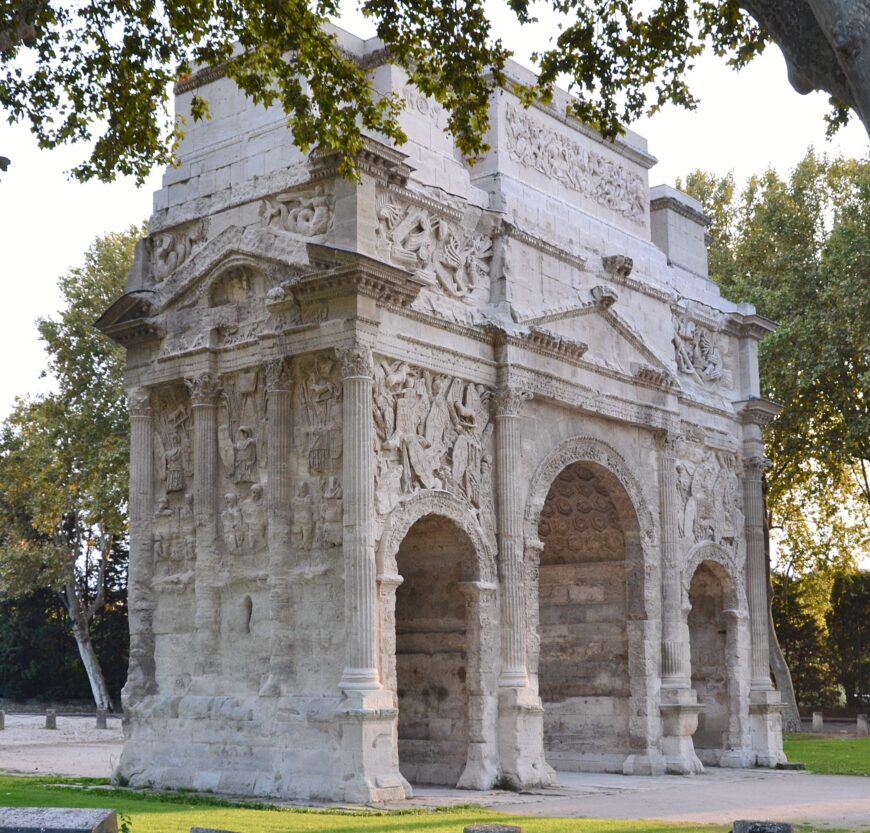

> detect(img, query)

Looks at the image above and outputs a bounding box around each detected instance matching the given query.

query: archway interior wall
[536,461,639,771]
[394,514,476,786]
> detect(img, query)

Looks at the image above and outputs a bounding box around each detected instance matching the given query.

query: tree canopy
[1,0,867,183]
[0,227,137,709]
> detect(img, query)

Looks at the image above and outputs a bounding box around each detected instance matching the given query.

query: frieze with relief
[676,439,744,560]
[153,220,207,283]
[152,386,193,499]
[672,313,732,387]
[504,103,646,223]
[372,358,495,536]
[375,190,493,303]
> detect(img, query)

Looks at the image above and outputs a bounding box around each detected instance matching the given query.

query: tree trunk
[768,606,801,732]
[64,575,113,712]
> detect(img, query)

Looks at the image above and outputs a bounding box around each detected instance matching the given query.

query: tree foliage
[680,153,870,578]
[0,227,137,708]
[0,0,865,184]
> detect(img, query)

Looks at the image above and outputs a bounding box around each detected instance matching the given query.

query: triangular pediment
[94,290,161,346]
[518,292,677,389]
[153,225,307,314]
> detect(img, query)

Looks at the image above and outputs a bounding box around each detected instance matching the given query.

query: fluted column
[185,372,222,679]
[124,387,156,701]
[494,387,531,687]
[337,344,379,690]
[261,358,294,695]
[658,430,688,688]
[743,455,772,690]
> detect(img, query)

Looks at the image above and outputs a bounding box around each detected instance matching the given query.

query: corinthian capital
[265,357,293,391]
[184,372,222,405]
[653,428,681,456]
[743,454,771,478]
[492,386,532,418]
[336,343,373,379]
[128,387,152,418]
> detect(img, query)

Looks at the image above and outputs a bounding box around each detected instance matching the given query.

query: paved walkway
[1,718,867,830]
[398,768,870,830]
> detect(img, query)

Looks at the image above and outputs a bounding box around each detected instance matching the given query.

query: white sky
[0,1,867,419]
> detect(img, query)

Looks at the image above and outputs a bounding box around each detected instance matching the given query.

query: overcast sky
[0,1,867,419]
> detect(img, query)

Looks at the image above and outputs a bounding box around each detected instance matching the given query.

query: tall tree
[681,153,870,722]
[0,228,136,710]
[0,1,867,184]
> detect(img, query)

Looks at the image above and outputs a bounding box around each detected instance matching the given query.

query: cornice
[734,397,782,426]
[502,221,588,272]
[649,195,710,228]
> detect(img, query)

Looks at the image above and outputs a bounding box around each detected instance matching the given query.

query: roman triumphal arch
[98,21,786,801]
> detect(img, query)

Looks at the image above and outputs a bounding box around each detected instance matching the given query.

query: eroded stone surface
[0,808,117,833]
[99,21,785,802]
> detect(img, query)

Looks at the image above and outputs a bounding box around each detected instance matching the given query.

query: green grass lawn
[784,734,870,776]
[0,776,727,833]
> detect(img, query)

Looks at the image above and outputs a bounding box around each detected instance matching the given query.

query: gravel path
[0,713,123,778]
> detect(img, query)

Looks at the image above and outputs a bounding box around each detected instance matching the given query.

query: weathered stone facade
[97,24,786,801]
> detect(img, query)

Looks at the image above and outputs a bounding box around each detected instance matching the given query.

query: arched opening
[536,460,641,772]
[688,560,737,764]
[395,515,476,785]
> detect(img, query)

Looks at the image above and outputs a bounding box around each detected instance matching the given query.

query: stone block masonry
[97,21,784,801]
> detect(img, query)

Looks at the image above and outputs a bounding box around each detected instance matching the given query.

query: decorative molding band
[650,195,710,228]
[502,221,588,271]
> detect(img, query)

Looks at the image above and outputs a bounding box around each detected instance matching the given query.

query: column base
[457,743,499,790]
[750,689,787,767]
[622,752,666,775]
[719,749,755,768]
[336,688,410,803]
[497,686,555,789]
[660,688,704,774]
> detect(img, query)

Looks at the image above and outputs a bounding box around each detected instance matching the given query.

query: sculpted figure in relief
[241,483,268,553]
[153,220,207,282]
[372,358,493,520]
[318,476,343,548]
[300,355,342,474]
[259,185,334,237]
[376,191,492,301]
[222,492,244,554]
[293,481,316,549]
[153,389,192,498]
[504,103,646,223]
[673,316,726,384]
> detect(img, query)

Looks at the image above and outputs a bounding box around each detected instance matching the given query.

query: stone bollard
[96,709,108,729]
[732,822,794,833]
[0,710,5,731]
[464,826,523,833]
[858,714,868,737]
[45,709,57,730]
[812,711,823,733]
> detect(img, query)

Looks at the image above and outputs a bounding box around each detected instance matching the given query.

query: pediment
[519,295,676,389]
[153,225,307,314]
[94,290,161,346]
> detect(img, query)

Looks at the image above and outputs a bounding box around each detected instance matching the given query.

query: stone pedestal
[812,711,823,733]
[335,688,409,802]
[750,689,786,767]
[497,686,555,788]
[857,714,868,736]
[660,689,703,774]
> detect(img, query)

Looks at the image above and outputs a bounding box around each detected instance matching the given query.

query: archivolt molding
[681,541,747,613]
[376,490,496,583]
[523,435,657,549]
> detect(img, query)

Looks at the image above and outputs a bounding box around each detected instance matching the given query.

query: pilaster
[493,387,554,789]
[123,387,157,703]
[185,372,223,681]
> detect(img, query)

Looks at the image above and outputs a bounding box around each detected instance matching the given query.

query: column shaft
[494,389,529,687]
[126,388,156,697]
[186,373,222,678]
[743,459,771,688]
[338,345,379,690]
[659,433,687,686]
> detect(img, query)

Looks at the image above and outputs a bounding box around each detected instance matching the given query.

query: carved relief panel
[676,437,744,561]
[259,184,335,237]
[672,310,734,389]
[372,357,495,538]
[217,369,268,560]
[375,188,493,304]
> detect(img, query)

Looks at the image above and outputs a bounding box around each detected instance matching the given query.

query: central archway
[523,436,660,774]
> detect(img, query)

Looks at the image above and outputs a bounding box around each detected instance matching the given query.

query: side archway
[682,544,752,766]
[376,491,499,789]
